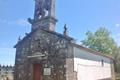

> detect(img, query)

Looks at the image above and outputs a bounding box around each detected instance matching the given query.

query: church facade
[14,0,115,80]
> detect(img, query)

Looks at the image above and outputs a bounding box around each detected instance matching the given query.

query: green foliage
[81,27,117,54]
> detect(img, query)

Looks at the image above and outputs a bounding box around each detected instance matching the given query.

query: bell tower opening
[28,0,57,31]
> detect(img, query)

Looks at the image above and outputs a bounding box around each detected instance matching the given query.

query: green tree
[81,27,117,54]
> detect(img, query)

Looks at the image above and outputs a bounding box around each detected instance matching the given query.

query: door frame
[33,63,42,80]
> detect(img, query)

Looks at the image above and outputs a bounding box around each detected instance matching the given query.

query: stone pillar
[111,60,115,80]
[49,0,55,18]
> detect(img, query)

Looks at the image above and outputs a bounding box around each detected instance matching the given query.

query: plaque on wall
[43,68,51,75]
[27,52,46,58]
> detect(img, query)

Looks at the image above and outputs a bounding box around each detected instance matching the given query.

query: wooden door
[33,64,41,80]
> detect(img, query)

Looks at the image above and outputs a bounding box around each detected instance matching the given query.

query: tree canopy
[81,27,117,54]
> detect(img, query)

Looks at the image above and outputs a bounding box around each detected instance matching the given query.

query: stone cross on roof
[63,24,69,36]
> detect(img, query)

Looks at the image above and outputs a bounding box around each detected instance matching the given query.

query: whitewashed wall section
[73,47,112,80]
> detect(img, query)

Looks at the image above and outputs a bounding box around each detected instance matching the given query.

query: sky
[0,0,120,65]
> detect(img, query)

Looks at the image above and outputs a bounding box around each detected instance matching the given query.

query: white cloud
[16,19,30,26]
[115,39,120,46]
[0,18,30,26]
[115,24,120,28]
[0,47,15,65]
[115,33,120,38]
[0,0,7,4]
[0,47,15,54]
[113,33,120,46]
[0,18,10,24]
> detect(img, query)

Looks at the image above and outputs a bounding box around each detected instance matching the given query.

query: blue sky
[0,0,120,65]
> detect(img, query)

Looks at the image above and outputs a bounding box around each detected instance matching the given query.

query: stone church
[14,0,115,80]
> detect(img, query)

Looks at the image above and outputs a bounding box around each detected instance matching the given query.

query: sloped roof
[14,28,74,48]
[71,43,114,60]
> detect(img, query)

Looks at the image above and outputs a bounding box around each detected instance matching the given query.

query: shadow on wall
[98,78,112,80]
[74,71,77,80]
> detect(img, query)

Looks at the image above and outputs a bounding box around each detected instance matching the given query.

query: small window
[5,71,8,74]
[101,59,104,67]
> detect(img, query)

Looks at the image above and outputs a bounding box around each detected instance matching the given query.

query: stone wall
[14,29,70,80]
[66,44,74,80]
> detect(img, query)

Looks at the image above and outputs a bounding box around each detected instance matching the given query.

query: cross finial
[63,24,68,36]
[18,36,21,41]
[64,24,67,31]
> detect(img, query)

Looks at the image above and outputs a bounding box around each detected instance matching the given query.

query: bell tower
[28,0,57,31]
